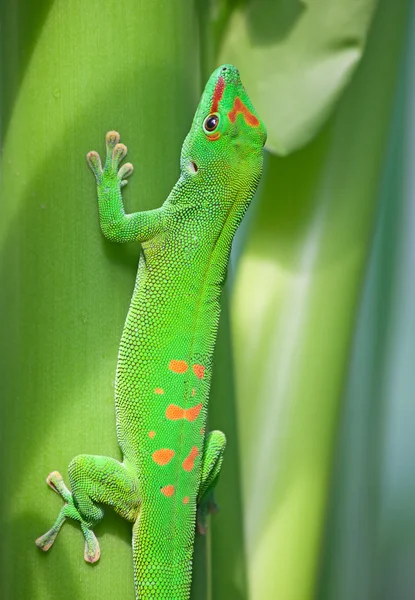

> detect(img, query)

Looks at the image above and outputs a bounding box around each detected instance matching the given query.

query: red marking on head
[152,448,175,466]
[192,364,205,379]
[192,388,196,397]
[207,132,221,142]
[154,388,164,395]
[148,430,156,438]
[211,76,225,114]
[183,446,199,472]
[183,496,189,505]
[169,360,188,374]
[166,404,185,420]
[185,403,203,422]
[228,97,259,127]
[161,485,175,497]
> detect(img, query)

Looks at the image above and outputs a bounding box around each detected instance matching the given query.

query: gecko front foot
[35,471,100,563]
[87,130,134,188]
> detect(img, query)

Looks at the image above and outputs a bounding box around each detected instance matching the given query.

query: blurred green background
[1,1,414,599]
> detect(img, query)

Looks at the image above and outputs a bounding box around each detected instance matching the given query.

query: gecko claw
[112,142,127,162]
[118,162,134,180]
[82,525,101,563]
[35,504,67,552]
[46,471,72,502]
[35,528,60,552]
[111,143,128,171]
[106,130,120,149]
[86,151,103,179]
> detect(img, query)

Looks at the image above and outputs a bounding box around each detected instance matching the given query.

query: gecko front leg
[87,131,164,243]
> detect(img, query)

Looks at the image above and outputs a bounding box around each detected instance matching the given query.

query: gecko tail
[132,512,193,599]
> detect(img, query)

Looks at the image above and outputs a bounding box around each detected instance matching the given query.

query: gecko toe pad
[106,130,120,147]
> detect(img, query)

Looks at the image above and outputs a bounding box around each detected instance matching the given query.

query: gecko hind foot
[197,493,219,535]
[35,471,101,563]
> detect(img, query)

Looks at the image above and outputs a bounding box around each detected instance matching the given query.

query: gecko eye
[203,113,220,134]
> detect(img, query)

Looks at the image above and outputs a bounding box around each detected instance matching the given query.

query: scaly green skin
[35,64,266,599]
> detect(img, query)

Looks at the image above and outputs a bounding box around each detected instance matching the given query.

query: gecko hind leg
[36,471,100,561]
[36,456,140,563]
[197,430,226,535]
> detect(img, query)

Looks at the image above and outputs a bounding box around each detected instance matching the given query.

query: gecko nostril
[188,161,198,174]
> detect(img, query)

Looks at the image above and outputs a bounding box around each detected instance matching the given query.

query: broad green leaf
[226,1,410,598]
[218,0,379,155]
[319,7,415,598]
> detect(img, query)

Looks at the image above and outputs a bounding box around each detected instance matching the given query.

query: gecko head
[180,65,267,194]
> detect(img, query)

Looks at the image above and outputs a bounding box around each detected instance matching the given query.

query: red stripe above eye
[211,76,225,114]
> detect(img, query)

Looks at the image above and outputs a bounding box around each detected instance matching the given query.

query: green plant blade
[226,1,409,598]
[319,5,415,597]
[0,2,202,599]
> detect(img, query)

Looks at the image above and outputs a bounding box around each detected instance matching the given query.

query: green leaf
[318,6,415,597]
[223,0,410,598]
[0,2,202,599]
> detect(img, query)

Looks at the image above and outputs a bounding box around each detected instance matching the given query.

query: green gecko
[35,64,266,599]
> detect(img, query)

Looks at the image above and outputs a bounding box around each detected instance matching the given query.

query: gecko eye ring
[203,113,220,134]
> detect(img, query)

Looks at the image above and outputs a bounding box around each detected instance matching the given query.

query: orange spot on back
[148,431,156,438]
[192,388,196,397]
[161,485,175,497]
[200,427,205,435]
[169,360,188,374]
[154,388,164,395]
[192,364,205,379]
[183,496,189,505]
[166,404,185,420]
[152,449,175,466]
[228,97,259,127]
[185,403,203,422]
[183,447,199,472]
